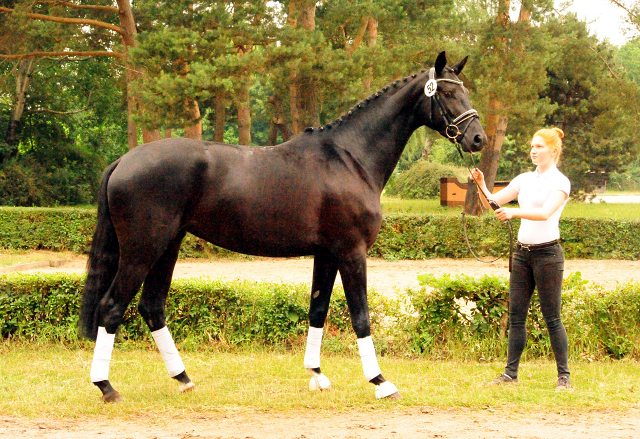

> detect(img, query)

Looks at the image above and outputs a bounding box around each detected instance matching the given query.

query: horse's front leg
[304,250,339,391]
[338,250,401,399]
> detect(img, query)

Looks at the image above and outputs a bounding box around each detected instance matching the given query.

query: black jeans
[505,243,570,379]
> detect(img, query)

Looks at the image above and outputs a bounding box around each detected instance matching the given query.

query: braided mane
[304,69,430,134]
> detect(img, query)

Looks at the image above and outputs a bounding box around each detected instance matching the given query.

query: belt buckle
[520,243,531,251]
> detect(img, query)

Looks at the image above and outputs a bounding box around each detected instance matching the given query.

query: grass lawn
[1,344,638,417]
[381,196,640,220]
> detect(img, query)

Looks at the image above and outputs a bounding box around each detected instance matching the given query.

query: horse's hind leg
[338,249,401,399]
[91,262,151,402]
[305,250,338,391]
[137,231,195,393]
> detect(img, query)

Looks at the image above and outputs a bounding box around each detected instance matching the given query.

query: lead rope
[425,67,513,271]
[456,144,514,272]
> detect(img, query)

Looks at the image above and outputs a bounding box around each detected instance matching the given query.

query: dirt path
[2,407,640,439]
[7,255,640,296]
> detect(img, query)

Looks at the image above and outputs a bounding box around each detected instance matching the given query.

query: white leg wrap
[303,326,323,369]
[90,327,115,383]
[151,326,185,378]
[357,336,382,381]
[308,370,332,391]
[375,381,399,399]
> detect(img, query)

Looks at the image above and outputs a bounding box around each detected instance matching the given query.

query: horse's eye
[444,91,452,98]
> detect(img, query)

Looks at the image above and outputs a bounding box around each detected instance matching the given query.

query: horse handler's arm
[495,190,568,221]
[470,168,518,206]
[490,186,519,206]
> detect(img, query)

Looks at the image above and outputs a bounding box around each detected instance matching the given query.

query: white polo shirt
[506,165,571,245]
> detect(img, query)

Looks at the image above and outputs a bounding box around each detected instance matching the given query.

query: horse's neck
[342,81,426,191]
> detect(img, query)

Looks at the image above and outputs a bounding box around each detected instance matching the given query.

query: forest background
[1,0,640,209]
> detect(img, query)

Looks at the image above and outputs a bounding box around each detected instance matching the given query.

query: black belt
[516,239,559,251]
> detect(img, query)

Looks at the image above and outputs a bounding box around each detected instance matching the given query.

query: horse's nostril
[474,134,483,145]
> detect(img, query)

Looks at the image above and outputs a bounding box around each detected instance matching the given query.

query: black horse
[80,51,486,402]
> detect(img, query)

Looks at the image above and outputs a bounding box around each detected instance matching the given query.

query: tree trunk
[268,95,291,145]
[142,128,162,143]
[214,92,226,143]
[117,0,140,149]
[184,99,202,140]
[362,16,378,91]
[4,58,35,156]
[117,0,162,148]
[237,80,252,145]
[288,0,319,134]
[464,99,510,214]
[422,138,432,161]
[463,0,514,215]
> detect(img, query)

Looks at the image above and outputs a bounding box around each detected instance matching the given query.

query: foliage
[0,273,396,345]
[0,207,96,253]
[539,14,640,193]
[1,207,639,260]
[384,160,468,199]
[406,272,640,360]
[608,158,640,191]
[1,1,639,206]
[2,272,640,363]
[0,55,128,206]
[616,38,640,83]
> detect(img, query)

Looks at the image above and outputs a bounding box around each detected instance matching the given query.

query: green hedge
[0,273,395,347]
[408,273,640,360]
[1,273,639,361]
[1,207,639,260]
[384,161,467,199]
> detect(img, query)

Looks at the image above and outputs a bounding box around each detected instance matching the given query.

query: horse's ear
[435,51,447,76]
[451,56,469,75]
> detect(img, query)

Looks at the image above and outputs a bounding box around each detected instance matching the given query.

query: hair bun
[553,127,564,138]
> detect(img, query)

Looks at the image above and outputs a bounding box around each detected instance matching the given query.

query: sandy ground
[2,408,640,439]
[3,255,640,438]
[6,255,640,296]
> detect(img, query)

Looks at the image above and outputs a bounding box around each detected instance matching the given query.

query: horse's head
[421,51,486,153]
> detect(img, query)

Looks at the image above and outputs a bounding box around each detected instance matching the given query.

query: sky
[554,0,637,46]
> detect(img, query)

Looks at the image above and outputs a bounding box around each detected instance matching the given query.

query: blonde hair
[532,127,564,163]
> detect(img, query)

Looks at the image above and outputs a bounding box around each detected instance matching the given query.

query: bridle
[424,67,479,145]
[424,67,514,271]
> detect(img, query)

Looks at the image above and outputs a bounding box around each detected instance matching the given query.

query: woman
[471,127,572,390]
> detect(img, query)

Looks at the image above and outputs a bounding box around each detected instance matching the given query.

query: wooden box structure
[440,177,509,207]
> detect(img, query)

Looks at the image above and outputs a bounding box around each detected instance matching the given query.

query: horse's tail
[79,159,121,341]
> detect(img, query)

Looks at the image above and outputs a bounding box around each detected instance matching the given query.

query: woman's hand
[470,168,485,185]
[495,207,514,221]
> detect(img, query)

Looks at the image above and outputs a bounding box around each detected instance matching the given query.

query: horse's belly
[186,220,317,258]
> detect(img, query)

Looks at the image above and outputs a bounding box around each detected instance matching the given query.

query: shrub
[406,272,640,360]
[0,274,398,347]
[1,208,639,260]
[385,160,467,199]
[2,273,640,362]
[0,157,99,207]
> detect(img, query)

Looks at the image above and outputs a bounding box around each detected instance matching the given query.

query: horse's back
[105,137,382,258]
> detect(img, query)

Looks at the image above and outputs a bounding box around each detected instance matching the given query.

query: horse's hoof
[102,390,122,403]
[374,381,400,399]
[309,374,331,391]
[179,381,196,393]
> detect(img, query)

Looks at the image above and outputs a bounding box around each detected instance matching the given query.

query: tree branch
[553,8,619,79]
[0,51,123,59]
[0,6,126,37]
[29,90,93,115]
[608,0,640,21]
[36,1,120,14]
[346,18,368,54]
